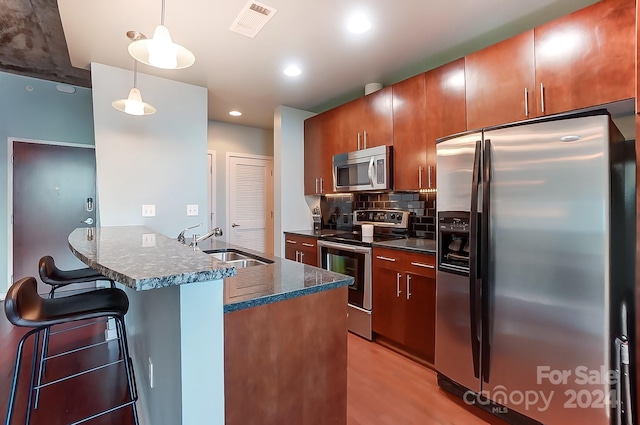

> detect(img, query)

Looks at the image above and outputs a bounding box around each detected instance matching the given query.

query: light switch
[142,205,156,217]
[187,204,199,216]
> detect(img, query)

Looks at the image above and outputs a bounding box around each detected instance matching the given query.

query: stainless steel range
[318,209,409,340]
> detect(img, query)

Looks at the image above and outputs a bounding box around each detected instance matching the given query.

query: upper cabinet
[392,74,427,191]
[425,59,467,189]
[533,0,635,116]
[339,86,393,152]
[304,108,340,195]
[465,31,536,130]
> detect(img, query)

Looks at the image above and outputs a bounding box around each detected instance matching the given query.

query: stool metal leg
[5,327,39,425]
[34,327,50,408]
[115,316,139,425]
[25,330,41,425]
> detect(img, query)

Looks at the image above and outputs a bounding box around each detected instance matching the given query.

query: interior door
[227,155,273,254]
[13,142,97,294]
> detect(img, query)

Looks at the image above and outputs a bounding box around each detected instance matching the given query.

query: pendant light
[127,0,195,69]
[112,60,157,116]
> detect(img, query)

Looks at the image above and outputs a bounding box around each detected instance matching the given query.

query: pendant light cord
[133,60,138,88]
[160,0,166,25]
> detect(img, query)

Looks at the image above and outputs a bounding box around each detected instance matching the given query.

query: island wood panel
[534,0,635,117]
[392,73,427,191]
[224,286,348,425]
[465,30,535,130]
[425,58,467,190]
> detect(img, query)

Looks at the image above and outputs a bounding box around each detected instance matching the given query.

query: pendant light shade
[128,0,195,69]
[112,62,157,116]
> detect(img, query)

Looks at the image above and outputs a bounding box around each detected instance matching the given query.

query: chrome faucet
[177,223,201,244]
[189,227,223,248]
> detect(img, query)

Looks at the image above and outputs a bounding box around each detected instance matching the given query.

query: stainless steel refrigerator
[434,110,635,425]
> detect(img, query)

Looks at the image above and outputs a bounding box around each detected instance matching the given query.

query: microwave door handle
[368,157,375,187]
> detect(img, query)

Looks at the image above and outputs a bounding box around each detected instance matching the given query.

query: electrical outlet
[142,204,156,217]
[148,357,154,389]
[142,233,156,247]
[186,204,199,216]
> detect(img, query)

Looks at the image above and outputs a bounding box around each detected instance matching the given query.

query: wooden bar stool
[4,276,139,425]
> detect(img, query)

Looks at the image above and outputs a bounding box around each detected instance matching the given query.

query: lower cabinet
[372,247,436,363]
[284,233,318,267]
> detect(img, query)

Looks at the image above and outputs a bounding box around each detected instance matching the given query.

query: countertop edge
[223,276,353,313]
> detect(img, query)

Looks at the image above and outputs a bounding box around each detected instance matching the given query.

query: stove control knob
[390,213,396,220]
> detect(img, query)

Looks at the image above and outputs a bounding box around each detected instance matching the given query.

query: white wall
[91,63,208,236]
[207,121,273,241]
[91,63,223,425]
[273,106,315,257]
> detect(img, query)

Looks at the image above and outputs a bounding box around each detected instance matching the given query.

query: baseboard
[373,335,434,369]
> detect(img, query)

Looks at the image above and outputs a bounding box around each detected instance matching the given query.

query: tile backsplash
[321,192,436,239]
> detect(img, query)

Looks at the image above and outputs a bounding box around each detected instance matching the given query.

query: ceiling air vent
[229,1,278,38]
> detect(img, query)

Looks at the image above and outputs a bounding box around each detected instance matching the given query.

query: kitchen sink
[203,249,273,268]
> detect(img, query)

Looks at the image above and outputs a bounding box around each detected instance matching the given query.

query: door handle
[232,223,240,227]
[524,87,529,117]
[82,217,94,225]
[376,256,396,262]
[357,132,361,150]
[540,82,546,114]
[363,130,368,149]
[418,166,423,189]
[428,165,433,189]
[396,273,402,297]
[406,274,412,300]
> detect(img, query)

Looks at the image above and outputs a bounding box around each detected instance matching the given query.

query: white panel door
[227,155,273,253]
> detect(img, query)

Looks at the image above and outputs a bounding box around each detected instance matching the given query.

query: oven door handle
[318,241,371,254]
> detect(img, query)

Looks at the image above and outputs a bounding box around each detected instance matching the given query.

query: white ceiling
[58,0,597,130]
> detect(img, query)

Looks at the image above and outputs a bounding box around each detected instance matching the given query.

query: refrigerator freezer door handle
[469,140,482,379]
[481,139,492,384]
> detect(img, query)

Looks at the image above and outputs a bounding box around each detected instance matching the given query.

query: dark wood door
[372,262,404,343]
[425,58,467,190]
[534,0,635,116]
[13,142,97,294]
[363,86,394,148]
[465,30,536,130]
[392,74,427,191]
[403,272,436,363]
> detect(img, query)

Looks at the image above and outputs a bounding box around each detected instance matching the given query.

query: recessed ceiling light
[229,110,242,117]
[347,14,371,34]
[283,65,302,77]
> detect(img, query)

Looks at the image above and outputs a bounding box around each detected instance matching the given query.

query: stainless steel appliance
[435,110,635,425]
[318,209,409,340]
[333,145,392,192]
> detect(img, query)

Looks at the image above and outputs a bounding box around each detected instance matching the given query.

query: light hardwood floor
[1,304,506,425]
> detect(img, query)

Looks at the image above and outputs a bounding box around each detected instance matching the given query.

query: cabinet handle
[376,256,397,262]
[406,274,412,300]
[524,87,529,117]
[364,130,368,149]
[315,178,319,194]
[302,243,315,248]
[286,239,298,244]
[320,177,324,194]
[540,82,545,114]
[295,251,300,262]
[299,252,305,261]
[418,166,423,189]
[410,261,435,269]
[396,272,402,297]
[357,132,361,150]
[428,165,433,189]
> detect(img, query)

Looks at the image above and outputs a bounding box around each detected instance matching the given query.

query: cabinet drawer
[284,234,317,253]
[405,252,436,278]
[373,247,403,266]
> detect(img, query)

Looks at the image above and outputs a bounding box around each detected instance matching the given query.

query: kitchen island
[68,226,352,425]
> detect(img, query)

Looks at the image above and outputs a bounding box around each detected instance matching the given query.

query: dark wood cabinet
[339,87,393,152]
[465,30,536,130]
[284,233,318,267]
[304,109,339,195]
[392,74,427,191]
[372,247,436,363]
[534,0,635,116]
[425,58,467,189]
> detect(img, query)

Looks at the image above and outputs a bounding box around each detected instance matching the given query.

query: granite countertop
[68,226,237,291]
[283,230,436,254]
[197,239,354,313]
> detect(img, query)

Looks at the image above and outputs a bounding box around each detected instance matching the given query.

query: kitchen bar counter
[68,226,237,291]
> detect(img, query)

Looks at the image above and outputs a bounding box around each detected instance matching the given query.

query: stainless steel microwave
[333,145,392,192]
